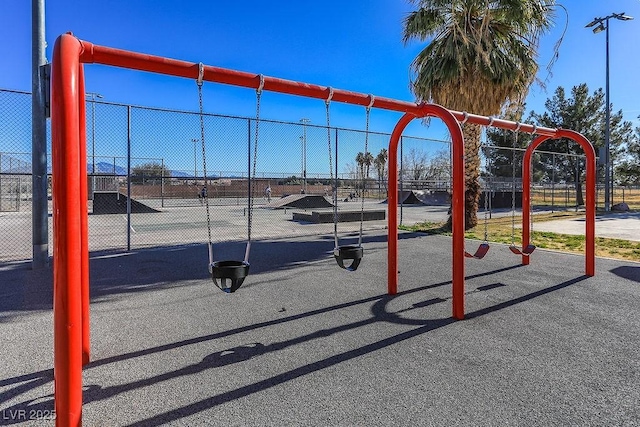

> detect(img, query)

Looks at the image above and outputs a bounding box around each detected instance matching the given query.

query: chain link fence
[2,88,639,263]
[0,89,445,262]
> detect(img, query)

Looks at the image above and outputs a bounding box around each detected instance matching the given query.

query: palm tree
[355,152,374,196]
[363,152,374,196]
[355,151,365,180]
[403,0,555,229]
[374,148,388,195]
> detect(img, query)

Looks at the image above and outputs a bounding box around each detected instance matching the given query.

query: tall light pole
[191,138,199,180]
[86,92,103,194]
[32,0,48,269]
[586,12,633,211]
[300,118,310,193]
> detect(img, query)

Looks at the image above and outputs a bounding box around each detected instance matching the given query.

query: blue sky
[1,0,640,176]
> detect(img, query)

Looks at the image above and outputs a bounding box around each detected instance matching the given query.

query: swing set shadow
[0,263,589,426]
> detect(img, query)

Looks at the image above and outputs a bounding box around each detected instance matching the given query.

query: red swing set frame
[50,33,596,426]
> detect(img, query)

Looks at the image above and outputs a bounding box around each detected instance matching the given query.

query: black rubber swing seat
[334,245,364,271]
[464,243,490,259]
[210,260,250,293]
[509,244,536,256]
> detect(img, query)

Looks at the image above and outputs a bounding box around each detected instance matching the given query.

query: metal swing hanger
[200,67,263,292]
[509,123,535,256]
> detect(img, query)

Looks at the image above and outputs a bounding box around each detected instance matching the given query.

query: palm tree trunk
[446,123,481,230]
[463,123,482,229]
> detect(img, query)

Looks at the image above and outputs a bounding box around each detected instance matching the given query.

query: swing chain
[245,76,263,262]
[325,88,339,251]
[326,89,334,185]
[358,95,374,246]
[511,128,518,245]
[196,63,213,254]
[483,144,489,242]
[250,79,264,232]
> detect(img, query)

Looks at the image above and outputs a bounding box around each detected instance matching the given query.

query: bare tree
[424,149,450,189]
[402,148,429,186]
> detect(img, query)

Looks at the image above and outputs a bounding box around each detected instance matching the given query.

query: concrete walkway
[533,211,640,242]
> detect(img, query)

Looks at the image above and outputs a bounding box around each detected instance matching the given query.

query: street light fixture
[85,92,103,194]
[586,12,634,211]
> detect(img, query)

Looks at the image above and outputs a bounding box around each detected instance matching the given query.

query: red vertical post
[387,128,398,294]
[522,136,550,266]
[387,114,414,295]
[558,130,596,276]
[51,33,84,427]
[447,111,465,320]
[387,105,465,319]
[78,64,91,366]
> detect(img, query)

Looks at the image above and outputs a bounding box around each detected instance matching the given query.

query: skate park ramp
[92,191,160,214]
[382,190,450,206]
[264,194,334,209]
[292,209,385,223]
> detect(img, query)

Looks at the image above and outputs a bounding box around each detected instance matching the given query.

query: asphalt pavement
[1,228,639,426]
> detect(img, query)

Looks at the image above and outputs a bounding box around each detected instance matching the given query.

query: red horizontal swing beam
[78,37,560,135]
[51,33,595,426]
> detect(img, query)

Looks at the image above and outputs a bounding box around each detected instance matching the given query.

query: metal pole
[551,153,555,212]
[91,97,95,192]
[31,0,48,269]
[161,158,165,208]
[335,127,338,238]
[604,19,611,212]
[248,119,251,237]
[300,135,304,188]
[127,106,131,251]
[0,153,2,211]
[399,136,403,225]
[192,138,198,180]
[300,118,310,193]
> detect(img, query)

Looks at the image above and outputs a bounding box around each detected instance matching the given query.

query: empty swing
[326,90,374,271]
[465,159,490,259]
[463,126,491,259]
[198,66,263,292]
[456,116,490,259]
[508,124,535,256]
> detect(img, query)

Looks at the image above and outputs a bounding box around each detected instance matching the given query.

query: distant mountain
[89,162,127,175]
[1,155,31,173]
[88,162,209,178]
[1,158,217,178]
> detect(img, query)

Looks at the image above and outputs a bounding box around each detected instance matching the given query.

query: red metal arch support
[51,33,86,427]
[387,105,466,320]
[522,132,596,275]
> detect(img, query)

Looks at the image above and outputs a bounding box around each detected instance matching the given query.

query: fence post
[399,135,403,226]
[161,158,165,208]
[247,118,251,238]
[0,152,2,211]
[551,153,555,213]
[127,105,131,251]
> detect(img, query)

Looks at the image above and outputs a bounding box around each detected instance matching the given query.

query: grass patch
[401,211,640,262]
